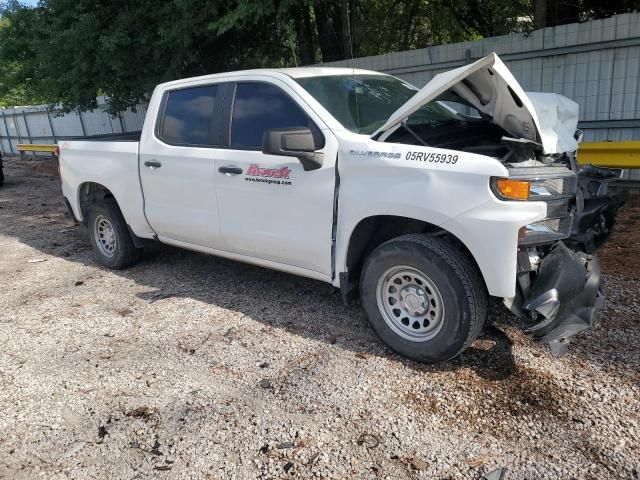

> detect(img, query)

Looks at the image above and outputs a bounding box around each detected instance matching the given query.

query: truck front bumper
[520,242,603,356]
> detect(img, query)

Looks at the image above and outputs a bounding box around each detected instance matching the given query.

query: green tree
[533,0,638,28]
[0,0,296,112]
[10,0,634,113]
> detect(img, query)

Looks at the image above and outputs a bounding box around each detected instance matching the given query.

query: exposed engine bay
[384,111,509,158]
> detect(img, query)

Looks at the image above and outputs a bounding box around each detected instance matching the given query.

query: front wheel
[360,234,487,363]
[87,199,141,269]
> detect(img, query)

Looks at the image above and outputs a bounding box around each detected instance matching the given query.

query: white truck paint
[58,53,618,361]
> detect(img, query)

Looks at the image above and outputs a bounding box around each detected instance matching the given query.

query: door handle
[144,160,162,168]
[218,166,243,175]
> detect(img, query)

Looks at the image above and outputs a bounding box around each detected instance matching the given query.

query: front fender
[334,139,547,298]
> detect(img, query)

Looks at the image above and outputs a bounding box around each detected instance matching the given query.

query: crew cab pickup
[58,53,624,362]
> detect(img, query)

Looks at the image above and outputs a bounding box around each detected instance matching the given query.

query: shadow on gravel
[131,245,519,382]
[0,158,521,382]
[4,157,636,384]
[435,324,517,381]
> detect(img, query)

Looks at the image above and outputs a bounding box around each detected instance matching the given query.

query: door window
[231,82,316,149]
[159,85,221,146]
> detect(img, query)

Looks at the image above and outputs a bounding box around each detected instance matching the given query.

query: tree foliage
[0,0,636,112]
[533,0,638,28]
[0,0,297,111]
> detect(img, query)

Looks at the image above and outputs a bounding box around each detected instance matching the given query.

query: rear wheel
[88,199,141,269]
[360,234,487,363]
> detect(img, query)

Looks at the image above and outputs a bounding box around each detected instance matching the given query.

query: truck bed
[70,131,142,142]
[58,138,153,239]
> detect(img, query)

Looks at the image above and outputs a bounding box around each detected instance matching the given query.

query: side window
[231,82,317,149]
[159,85,220,146]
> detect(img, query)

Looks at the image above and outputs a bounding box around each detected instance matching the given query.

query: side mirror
[262,127,324,171]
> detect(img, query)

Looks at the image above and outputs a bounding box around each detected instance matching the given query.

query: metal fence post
[1,112,15,155]
[13,111,23,145]
[78,109,87,136]
[46,109,57,143]
[117,112,126,133]
[22,110,32,143]
[0,111,5,155]
[12,111,26,160]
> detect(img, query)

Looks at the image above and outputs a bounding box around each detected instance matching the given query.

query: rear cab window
[158,84,223,146]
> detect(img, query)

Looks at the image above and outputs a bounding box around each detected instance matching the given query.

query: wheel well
[341,215,483,302]
[78,182,115,223]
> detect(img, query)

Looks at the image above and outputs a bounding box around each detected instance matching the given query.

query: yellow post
[16,143,58,153]
[577,141,640,169]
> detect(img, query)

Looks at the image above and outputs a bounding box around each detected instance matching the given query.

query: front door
[214,81,337,276]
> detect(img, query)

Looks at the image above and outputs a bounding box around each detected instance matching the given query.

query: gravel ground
[0,156,638,480]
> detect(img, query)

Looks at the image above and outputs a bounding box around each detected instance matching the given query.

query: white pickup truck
[59,53,624,362]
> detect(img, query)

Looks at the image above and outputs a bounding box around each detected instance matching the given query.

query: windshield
[295,74,482,135]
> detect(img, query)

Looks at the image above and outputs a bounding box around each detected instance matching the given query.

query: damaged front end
[506,154,626,356]
[517,242,602,356]
[363,51,625,355]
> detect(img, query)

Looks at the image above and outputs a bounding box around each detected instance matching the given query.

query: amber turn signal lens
[494,178,530,201]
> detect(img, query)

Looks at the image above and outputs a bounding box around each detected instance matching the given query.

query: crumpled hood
[372,52,579,154]
[524,92,579,154]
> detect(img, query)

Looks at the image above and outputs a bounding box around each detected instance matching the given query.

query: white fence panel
[324,12,640,142]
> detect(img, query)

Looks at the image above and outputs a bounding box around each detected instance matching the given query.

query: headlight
[491,168,577,202]
[491,166,578,246]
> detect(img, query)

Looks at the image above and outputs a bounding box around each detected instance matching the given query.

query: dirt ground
[0,156,638,479]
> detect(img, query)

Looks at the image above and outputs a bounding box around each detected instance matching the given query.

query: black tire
[360,234,487,363]
[87,198,141,269]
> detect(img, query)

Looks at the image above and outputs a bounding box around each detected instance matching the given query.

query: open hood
[372,53,579,155]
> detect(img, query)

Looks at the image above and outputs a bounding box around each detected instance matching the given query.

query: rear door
[213,80,338,276]
[139,83,227,248]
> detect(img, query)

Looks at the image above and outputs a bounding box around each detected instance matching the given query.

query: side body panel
[332,130,547,298]
[59,140,154,239]
[211,76,338,276]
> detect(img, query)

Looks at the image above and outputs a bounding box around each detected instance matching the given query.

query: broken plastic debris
[482,467,507,480]
[63,441,87,457]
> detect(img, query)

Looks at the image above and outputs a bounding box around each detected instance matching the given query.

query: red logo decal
[246,164,291,179]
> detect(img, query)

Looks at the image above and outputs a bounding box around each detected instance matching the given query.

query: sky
[0,1,36,20]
